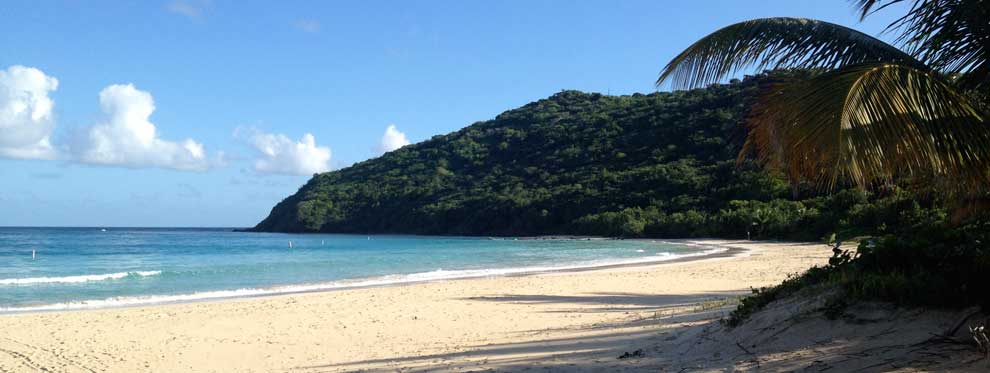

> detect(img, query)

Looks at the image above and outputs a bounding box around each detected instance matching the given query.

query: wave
[0,271,161,286]
[0,246,730,313]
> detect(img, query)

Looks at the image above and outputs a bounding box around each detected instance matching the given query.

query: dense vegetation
[253,74,943,241]
[728,218,990,326]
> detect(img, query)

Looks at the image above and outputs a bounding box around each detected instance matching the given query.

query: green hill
[251,75,935,239]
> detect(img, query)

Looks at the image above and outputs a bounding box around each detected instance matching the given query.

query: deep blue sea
[0,227,724,312]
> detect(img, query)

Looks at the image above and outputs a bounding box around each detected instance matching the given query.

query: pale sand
[0,240,875,372]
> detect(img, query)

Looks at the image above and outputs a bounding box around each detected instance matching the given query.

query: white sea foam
[0,246,729,313]
[0,271,161,286]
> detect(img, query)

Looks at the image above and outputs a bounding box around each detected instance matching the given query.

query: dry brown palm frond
[743,63,990,192]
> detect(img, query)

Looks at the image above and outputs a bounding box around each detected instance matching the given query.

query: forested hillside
[252,74,939,239]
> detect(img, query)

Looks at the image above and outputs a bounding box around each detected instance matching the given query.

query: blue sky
[0,0,906,227]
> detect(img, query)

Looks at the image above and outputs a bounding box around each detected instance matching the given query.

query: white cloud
[0,65,59,160]
[73,84,219,171]
[237,127,331,176]
[378,124,410,153]
[294,19,321,33]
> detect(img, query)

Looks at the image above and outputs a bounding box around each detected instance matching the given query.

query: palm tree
[657,0,990,198]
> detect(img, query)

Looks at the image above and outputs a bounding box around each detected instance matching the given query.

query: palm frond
[657,17,923,89]
[743,62,990,191]
[854,0,990,92]
[855,0,909,20]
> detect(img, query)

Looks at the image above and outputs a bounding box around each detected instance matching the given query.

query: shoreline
[0,240,832,372]
[0,239,748,315]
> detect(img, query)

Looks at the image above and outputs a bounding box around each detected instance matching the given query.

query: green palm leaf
[656,17,924,89]
[744,62,990,191]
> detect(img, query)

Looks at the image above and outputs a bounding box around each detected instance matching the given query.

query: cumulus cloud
[73,84,219,171]
[237,127,331,176]
[378,124,410,153]
[0,65,59,160]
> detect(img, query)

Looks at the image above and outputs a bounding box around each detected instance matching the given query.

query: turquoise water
[0,228,723,312]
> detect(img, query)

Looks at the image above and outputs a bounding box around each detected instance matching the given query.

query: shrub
[727,216,990,326]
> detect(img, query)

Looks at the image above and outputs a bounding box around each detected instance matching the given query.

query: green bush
[727,216,990,326]
[840,220,990,308]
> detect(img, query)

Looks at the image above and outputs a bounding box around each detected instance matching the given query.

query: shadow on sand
[293,289,987,372]
[294,291,742,372]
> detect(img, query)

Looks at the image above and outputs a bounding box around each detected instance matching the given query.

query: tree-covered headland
[253,73,934,241]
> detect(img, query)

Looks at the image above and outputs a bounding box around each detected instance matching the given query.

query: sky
[0,0,908,228]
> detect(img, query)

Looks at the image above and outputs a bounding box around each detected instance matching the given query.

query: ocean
[0,227,724,312]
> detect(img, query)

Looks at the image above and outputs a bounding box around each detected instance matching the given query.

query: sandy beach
[0,240,836,372]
